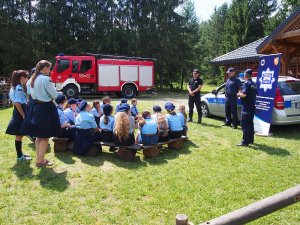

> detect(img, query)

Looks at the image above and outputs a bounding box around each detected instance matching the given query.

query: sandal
[35,159,53,167]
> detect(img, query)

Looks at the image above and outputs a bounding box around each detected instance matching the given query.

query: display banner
[254,54,281,136]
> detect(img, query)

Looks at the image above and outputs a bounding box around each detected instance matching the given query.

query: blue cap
[31,67,36,75]
[68,98,77,105]
[79,100,88,111]
[244,69,253,75]
[118,103,130,112]
[153,105,162,112]
[55,94,66,104]
[121,98,127,103]
[226,67,235,73]
[103,104,113,116]
[193,69,200,73]
[164,102,175,111]
[76,98,83,103]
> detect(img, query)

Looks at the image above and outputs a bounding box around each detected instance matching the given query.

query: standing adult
[237,69,257,146]
[224,67,241,129]
[21,60,61,166]
[187,69,203,123]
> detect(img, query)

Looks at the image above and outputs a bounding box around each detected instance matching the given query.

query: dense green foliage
[0,1,299,87]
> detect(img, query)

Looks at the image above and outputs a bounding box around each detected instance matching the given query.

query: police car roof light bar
[85,53,157,61]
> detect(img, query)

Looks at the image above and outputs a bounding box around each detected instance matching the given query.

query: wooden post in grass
[176,214,189,225]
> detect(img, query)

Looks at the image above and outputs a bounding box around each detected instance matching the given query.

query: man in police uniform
[224,67,241,129]
[237,69,257,146]
[187,69,203,123]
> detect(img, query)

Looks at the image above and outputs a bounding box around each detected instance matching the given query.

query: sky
[194,0,232,21]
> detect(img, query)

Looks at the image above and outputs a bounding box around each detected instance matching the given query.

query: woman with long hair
[21,60,61,167]
[6,70,31,161]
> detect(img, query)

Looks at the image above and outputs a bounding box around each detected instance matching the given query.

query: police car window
[72,60,79,72]
[80,60,92,73]
[57,59,70,72]
[218,86,225,94]
[278,81,300,95]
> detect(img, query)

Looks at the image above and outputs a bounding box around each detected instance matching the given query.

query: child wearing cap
[177,105,188,136]
[136,110,158,146]
[55,94,76,142]
[73,101,101,155]
[76,98,83,114]
[100,104,115,142]
[6,70,32,161]
[90,100,102,128]
[64,98,77,125]
[130,98,139,118]
[115,98,127,113]
[164,102,183,139]
[151,105,169,142]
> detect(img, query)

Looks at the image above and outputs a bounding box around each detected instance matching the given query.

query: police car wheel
[201,102,210,117]
[122,85,136,98]
[64,84,78,98]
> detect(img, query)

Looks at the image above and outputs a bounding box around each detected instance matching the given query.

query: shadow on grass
[100,151,148,169]
[11,162,34,180]
[37,167,69,192]
[270,124,300,140]
[55,151,76,164]
[143,140,194,165]
[249,143,291,157]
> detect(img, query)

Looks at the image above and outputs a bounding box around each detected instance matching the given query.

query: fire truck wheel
[63,84,79,98]
[122,84,136,99]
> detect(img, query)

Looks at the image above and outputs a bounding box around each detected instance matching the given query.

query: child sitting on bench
[73,100,101,155]
[164,102,183,139]
[100,104,115,142]
[113,112,135,146]
[177,104,188,136]
[55,94,76,142]
[136,110,158,146]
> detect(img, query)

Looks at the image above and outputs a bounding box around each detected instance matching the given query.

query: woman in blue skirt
[6,70,32,161]
[21,60,61,167]
[73,100,101,155]
[90,100,102,128]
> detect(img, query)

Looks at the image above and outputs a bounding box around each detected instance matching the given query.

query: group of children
[54,95,188,155]
[6,62,188,165]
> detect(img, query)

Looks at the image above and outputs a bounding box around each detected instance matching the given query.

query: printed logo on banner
[259,68,275,92]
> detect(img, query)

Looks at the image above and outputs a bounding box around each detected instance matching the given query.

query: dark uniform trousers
[188,94,202,122]
[241,104,255,145]
[225,96,238,127]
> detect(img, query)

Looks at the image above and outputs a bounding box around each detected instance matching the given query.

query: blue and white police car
[201,76,300,125]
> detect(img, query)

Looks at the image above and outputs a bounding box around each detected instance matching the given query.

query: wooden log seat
[143,145,160,158]
[167,136,187,150]
[53,137,71,152]
[87,141,102,157]
[118,144,143,162]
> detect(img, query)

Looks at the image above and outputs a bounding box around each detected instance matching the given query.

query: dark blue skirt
[6,104,27,136]
[101,130,113,142]
[73,129,101,155]
[138,133,158,146]
[57,126,76,141]
[113,133,135,146]
[21,101,61,138]
[169,130,182,139]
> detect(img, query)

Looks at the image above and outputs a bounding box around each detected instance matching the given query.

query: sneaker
[187,118,193,122]
[17,155,32,161]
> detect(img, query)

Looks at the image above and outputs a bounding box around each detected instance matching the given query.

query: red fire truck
[50,53,155,98]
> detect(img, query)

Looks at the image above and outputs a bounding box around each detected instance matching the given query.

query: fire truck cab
[50,53,155,98]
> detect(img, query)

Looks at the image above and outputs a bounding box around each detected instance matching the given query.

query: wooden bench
[52,137,73,152]
[94,142,143,161]
[87,141,102,157]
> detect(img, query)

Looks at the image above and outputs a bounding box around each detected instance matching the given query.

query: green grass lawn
[0,94,299,225]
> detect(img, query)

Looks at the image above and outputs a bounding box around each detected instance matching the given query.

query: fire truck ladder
[85,53,156,61]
